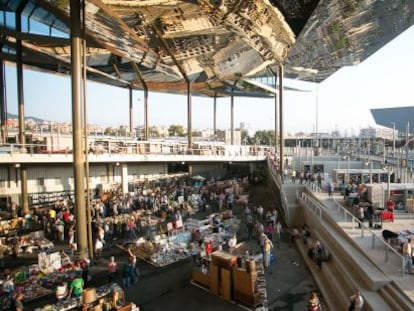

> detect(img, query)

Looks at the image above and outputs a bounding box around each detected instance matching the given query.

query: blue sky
[4,25,414,136]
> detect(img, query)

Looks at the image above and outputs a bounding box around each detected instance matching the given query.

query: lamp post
[347,156,350,183]
[387,166,391,201]
[365,159,373,184]
[370,160,373,184]
[392,121,396,158]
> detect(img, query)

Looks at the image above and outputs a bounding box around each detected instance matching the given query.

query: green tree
[168,124,185,137]
[118,128,127,137]
[253,130,275,145]
[192,130,202,137]
[104,127,117,136]
[149,126,160,137]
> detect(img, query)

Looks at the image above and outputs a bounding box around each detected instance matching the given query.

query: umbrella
[191,175,206,181]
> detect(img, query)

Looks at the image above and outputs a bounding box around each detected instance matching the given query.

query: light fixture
[15,163,20,168]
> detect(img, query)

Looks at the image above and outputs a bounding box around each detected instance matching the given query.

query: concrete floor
[17,183,319,311]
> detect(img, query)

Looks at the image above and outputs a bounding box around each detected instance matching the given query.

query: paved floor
[15,182,319,311]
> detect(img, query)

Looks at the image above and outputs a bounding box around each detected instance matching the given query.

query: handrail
[301,190,406,277]
[0,142,271,158]
[267,157,289,223]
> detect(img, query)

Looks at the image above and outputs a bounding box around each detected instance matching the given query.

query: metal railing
[267,158,289,223]
[0,142,262,155]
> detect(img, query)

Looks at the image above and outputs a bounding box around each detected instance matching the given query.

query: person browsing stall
[55,281,68,302]
[67,276,84,298]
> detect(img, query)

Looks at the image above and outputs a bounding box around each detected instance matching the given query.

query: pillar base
[75,248,89,262]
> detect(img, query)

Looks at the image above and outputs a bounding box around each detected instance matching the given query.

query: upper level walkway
[0,142,269,164]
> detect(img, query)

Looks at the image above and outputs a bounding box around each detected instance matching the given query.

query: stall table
[381,211,394,222]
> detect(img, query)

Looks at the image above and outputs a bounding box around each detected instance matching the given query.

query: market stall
[0,230,54,258]
[38,283,139,311]
[191,246,267,308]
[122,211,240,268]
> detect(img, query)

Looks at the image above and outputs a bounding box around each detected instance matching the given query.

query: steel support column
[71,0,88,259]
[213,93,217,137]
[16,7,25,150]
[187,81,192,151]
[16,8,29,214]
[0,60,6,144]
[20,166,29,215]
[129,87,133,136]
[144,87,149,140]
[81,5,93,260]
[274,73,278,155]
[278,64,285,178]
[230,90,234,145]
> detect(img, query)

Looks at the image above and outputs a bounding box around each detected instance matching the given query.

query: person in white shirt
[228,235,237,253]
[3,274,15,303]
[55,281,68,302]
[257,206,264,222]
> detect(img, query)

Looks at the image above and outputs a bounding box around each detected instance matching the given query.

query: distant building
[360,126,395,140]
[216,130,241,145]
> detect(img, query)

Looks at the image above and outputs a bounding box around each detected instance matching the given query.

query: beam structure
[151,25,192,149]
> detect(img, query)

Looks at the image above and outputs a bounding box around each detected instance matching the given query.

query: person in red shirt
[386,199,396,212]
[63,209,71,223]
[205,240,212,259]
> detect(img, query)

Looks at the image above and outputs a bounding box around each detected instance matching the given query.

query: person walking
[108,256,118,283]
[263,237,274,268]
[307,292,322,311]
[275,220,282,246]
[121,261,132,288]
[291,170,296,183]
[402,238,413,274]
[356,205,365,228]
[312,240,323,269]
[265,222,274,241]
[327,181,334,199]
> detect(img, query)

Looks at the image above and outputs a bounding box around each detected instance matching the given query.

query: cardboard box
[192,270,210,289]
[210,264,219,295]
[211,250,237,269]
[220,268,232,301]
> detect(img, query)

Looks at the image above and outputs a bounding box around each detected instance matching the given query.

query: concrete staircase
[280,182,305,227]
[295,192,414,311]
